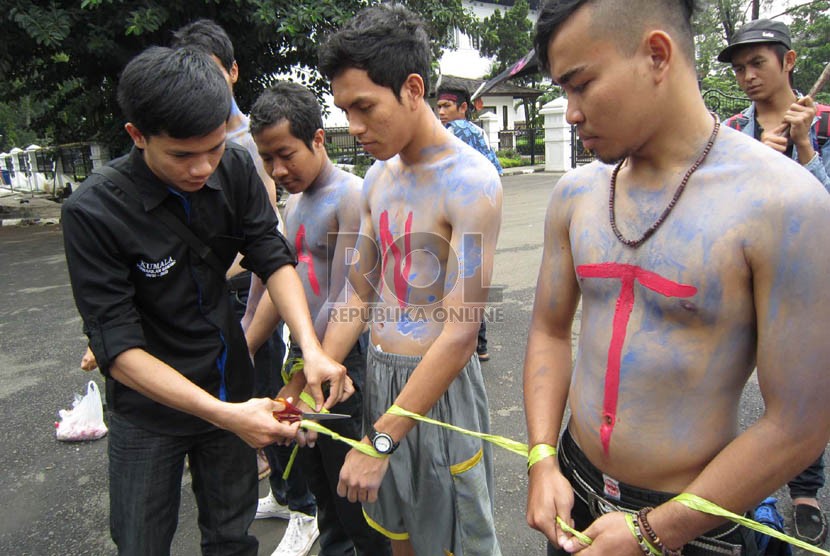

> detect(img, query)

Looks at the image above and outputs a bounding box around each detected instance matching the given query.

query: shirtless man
[523,1,830,555]
[317,5,503,555]
[247,80,391,556]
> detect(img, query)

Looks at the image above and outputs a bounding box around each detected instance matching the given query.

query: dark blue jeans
[108,412,258,556]
[295,335,392,556]
[788,454,825,499]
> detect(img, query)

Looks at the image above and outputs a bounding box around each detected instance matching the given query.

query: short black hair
[318,4,431,100]
[249,81,324,151]
[171,18,235,73]
[436,85,471,119]
[117,46,232,139]
[436,85,470,108]
[534,0,697,74]
[771,43,794,86]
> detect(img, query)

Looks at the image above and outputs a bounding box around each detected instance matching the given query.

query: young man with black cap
[719,18,830,191]
[719,19,829,547]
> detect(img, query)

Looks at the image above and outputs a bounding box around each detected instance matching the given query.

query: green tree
[473,0,541,127]
[474,0,533,76]
[0,0,476,154]
[788,1,830,104]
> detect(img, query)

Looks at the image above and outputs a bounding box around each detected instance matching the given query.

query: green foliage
[0,99,42,151]
[473,1,543,128]
[0,0,474,152]
[789,1,830,103]
[351,157,372,178]
[496,148,523,168]
[474,0,532,76]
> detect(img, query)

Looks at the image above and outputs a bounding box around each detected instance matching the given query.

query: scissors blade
[301,412,351,421]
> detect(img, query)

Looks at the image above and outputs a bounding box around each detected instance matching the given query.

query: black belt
[560,427,744,541]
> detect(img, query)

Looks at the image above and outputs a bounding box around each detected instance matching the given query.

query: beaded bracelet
[527,443,557,470]
[624,513,661,556]
[638,507,683,556]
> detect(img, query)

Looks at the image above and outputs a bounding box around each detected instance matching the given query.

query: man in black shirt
[62,46,346,556]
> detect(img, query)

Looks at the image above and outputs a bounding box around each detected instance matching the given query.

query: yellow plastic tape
[674,493,830,556]
[386,404,530,458]
[281,399,824,554]
[299,420,383,458]
[282,391,385,480]
[556,517,593,546]
[528,443,557,470]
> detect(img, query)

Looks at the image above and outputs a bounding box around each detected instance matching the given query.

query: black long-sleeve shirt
[62,143,295,435]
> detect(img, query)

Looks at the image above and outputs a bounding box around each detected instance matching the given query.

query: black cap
[717,19,792,63]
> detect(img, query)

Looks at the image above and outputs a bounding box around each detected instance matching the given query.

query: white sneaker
[255,490,290,520]
[270,511,319,556]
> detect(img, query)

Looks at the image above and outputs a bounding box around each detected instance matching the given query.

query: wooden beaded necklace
[609,113,720,248]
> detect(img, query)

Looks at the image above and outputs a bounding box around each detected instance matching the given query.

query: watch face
[373,433,393,453]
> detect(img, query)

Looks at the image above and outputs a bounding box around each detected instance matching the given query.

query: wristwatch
[369,425,399,455]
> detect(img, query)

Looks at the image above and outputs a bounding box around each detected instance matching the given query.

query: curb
[0,217,60,227]
[502,166,548,176]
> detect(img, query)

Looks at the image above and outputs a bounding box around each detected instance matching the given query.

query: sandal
[793,503,828,546]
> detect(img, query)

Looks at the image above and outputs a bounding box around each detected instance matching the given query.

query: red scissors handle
[273,397,304,423]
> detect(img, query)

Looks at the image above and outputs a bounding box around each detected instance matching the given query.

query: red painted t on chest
[577,263,698,455]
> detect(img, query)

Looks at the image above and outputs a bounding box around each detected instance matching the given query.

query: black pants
[109,413,258,556]
[547,428,760,556]
[228,272,316,516]
[788,455,825,499]
[293,336,392,556]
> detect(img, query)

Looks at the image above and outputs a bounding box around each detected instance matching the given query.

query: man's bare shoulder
[553,161,611,200]
[706,127,829,215]
[545,161,612,230]
[327,165,363,201]
[362,158,391,197]
[441,143,502,209]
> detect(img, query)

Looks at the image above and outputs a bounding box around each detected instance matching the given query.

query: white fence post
[540,97,571,172]
[90,143,110,169]
[478,112,501,151]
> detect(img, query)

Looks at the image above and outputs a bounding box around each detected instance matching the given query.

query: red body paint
[576,263,697,455]
[379,210,413,308]
[295,225,320,296]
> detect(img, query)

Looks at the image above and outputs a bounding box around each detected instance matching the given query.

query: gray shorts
[362,343,502,556]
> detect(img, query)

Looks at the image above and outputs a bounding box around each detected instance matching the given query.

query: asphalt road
[0,171,826,555]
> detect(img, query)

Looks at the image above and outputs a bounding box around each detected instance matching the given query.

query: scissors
[273,397,350,423]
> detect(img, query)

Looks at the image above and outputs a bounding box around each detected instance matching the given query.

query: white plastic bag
[55,380,108,441]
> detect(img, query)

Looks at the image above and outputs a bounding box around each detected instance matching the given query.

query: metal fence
[570,125,594,168]
[325,127,371,166]
[702,89,751,122]
[498,128,544,166]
